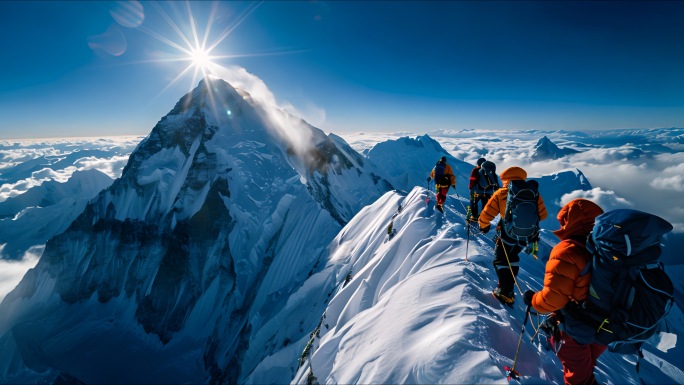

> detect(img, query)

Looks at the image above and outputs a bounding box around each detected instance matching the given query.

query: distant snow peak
[532,135,579,160]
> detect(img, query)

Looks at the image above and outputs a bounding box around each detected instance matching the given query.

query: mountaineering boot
[493,288,515,307]
[436,204,444,213]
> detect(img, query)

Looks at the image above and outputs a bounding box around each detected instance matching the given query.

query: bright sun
[190,48,213,71]
[142,2,263,95]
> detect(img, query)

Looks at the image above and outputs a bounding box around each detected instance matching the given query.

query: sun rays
[137,1,262,98]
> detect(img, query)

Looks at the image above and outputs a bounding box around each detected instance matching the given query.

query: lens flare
[137,1,263,96]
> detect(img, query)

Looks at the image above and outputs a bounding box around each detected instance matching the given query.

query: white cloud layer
[0,245,41,303]
[650,174,684,192]
[74,155,131,179]
[0,137,139,202]
[560,187,633,211]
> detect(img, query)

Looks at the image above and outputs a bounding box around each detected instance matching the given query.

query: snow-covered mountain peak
[366,134,477,198]
[0,76,392,384]
[533,135,561,157]
[532,135,579,160]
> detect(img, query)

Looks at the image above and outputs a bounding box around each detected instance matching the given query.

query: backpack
[502,179,540,245]
[477,161,499,194]
[434,160,451,186]
[562,209,674,354]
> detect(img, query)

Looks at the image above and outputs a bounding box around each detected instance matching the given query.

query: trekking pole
[456,192,472,261]
[426,179,431,204]
[465,220,471,262]
[504,304,531,381]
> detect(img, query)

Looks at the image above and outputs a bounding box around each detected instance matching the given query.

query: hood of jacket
[552,198,604,241]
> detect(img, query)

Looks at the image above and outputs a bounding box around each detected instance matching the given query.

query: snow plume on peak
[215,66,319,162]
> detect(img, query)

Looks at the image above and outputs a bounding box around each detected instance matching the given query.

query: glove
[540,313,559,333]
[524,290,535,306]
[480,225,490,234]
[426,177,432,182]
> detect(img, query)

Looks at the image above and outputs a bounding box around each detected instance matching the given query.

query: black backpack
[502,179,540,245]
[434,160,451,186]
[477,161,499,194]
[562,209,674,354]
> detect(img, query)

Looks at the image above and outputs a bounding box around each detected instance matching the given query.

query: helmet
[477,157,486,166]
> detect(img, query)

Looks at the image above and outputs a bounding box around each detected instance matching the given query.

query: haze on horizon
[1,1,683,139]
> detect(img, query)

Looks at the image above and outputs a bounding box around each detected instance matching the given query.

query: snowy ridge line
[291,185,680,385]
[299,198,410,381]
[292,187,554,384]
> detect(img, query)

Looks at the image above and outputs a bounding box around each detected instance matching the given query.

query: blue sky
[1,1,683,139]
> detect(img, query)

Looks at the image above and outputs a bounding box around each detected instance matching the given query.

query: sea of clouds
[0,136,142,301]
[1,125,682,301]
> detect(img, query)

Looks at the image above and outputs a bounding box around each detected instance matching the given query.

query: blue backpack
[562,209,674,354]
[502,180,540,245]
[477,161,499,194]
[434,160,450,186]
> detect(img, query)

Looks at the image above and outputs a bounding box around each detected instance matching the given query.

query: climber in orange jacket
[523,198,606,385]
[428,156,456,213]
[479,166,547,305]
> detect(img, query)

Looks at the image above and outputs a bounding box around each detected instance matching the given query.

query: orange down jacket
[478,185,548,230]
[530,198,604,313]
[430,163,456,187]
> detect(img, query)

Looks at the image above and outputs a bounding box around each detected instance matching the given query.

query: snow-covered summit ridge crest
[157,76,334,175]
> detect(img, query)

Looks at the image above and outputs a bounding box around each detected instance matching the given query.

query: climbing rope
[499,232,526,298]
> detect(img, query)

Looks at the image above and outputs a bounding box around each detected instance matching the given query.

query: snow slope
[293,187,684,385]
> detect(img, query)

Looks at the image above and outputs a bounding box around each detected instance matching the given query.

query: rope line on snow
[500,234,526,298]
